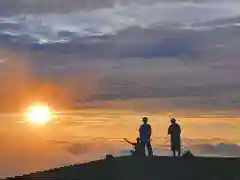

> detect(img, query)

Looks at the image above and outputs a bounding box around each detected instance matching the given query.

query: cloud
[62,141,123,160]
[0,2,240,112]
[64,141,240,158]
[150,137,240,157]
[1,14,240,58]
[0,0,239,16]
[190,143,240,157]
[65,143,93,156]
[0,0,115,16]
[0,0,240,41]
[1,28,240,112]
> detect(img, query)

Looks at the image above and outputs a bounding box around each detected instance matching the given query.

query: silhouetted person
[168,118,181,157]
[124,138,145,157]
[139,117,153,156]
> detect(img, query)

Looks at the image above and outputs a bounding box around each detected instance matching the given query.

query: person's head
[171,118,176,124]
[136,137,141,143]
[142,117,148,124]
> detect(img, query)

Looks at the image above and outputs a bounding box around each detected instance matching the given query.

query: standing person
[139,117,153,156]
[168,118,181,157]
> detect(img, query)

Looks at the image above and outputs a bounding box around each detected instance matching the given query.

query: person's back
[139,123,151,143]
[139,117,153,156]
[168,118,181,156]
[169,123,181,138]
[134,142,144,156]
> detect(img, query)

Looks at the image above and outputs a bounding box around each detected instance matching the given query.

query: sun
[25,103,53,125]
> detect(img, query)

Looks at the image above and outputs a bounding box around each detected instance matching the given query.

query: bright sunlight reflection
[25,103,53,125]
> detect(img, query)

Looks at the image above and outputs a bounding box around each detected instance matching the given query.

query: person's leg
[147,141,153,156]
[172,150,176,157]
[141,143,146,157]
[141,141,146,156]
[177,151,181,157]
[178,148,181,157]
[177,139,181,157]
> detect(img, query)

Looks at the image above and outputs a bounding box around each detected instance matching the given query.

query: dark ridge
[5,156,240,180]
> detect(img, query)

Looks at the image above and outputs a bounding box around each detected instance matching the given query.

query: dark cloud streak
[0,0,238,16]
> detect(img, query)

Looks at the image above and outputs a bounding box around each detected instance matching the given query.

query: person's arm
[148,125,152,138]
[168,126,172,135]
[124,138,135,146]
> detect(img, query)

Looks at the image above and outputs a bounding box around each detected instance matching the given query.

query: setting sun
[25,103,53,125]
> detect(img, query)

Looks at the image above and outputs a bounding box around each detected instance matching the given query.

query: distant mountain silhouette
[5,155,240,180]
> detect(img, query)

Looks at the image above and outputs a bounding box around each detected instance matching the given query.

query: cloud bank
[0,0,240,112]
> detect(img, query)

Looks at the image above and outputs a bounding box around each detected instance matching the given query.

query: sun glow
[25,103,53,125]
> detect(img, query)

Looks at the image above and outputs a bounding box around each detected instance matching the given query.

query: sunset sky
[0,0,240,178]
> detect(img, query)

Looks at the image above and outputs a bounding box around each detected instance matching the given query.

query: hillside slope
[6,156,240,180]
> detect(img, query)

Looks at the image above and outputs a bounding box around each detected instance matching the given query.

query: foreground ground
[6,156,240,180]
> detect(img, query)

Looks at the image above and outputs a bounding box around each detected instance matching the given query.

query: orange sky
[0,109,239,178]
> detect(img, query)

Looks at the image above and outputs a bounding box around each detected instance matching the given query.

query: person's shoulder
[146,123,151,128]
[176,124,181,129]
